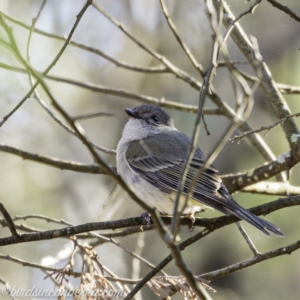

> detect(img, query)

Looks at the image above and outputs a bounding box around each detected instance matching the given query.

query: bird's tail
[226,206,284,237]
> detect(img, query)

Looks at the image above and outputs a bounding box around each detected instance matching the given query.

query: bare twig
[241,182,300,196]
[266,0,300,22]
[0,59,283,165]
[0,62,221,115]
[277,83,300,94]
[171,29,220,239]
[222,0,262,46]
[0,144,110,174]
[0,0,92,126]
[219,0,300,146]
[217,60,248,66]
[132,232,146,300]
[230,111,300,142]
[1,11,169,74]
[124,228,211,300]
[26,0,46,61]
[73,111,115,120]
[235,222,260,256]
[185,0,256,207]
[200,240,300,280]
[0,254,76,274]
[159,0,203,76]
[13,215,73,227]
[222,149,298,193]
[1,141,297,195]
[1,194,298,246]
[91,2,202,91]
[208,88,279,164]
[91,226,154,243]
[167,243,212,300]
[0,203,19,238]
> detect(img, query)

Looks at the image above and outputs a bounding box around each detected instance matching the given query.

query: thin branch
[0,203,19,238]
[32,88,115,154]
[0,14,115,154]
[266,0,300,22]
[0,6,292,168]
[219,0,300,146]
[0,57,283,166]
[31,91,116,154]
[0,216,151,246]
[0,254,73,274]
[241,182,300,196]
[91,2,202,91]
[132,232,146,297]
[3,214,155,240]
[26,0,46,62]
[1,141,297,195]
[230,111,300,142]
[235,222,259,256]
[1,11,169,74]
[0,0,92,126]
[5,215,162,275]
[209,88,279,165]
[222,150,298,193]
[0,62,220,115]
[90,226,155,244]
[73,111,115,121]
[171,36,217,239]
[217,60,248,66]
[108,235,167,276]
[159,0,203,76]
[186,0,256,203]
[126,197,298,299]
[0,144,110,174]
[277,83,300,94]
[124,228,211,300]
[13,215,73,227]
[222,0,262,46]
[200,239,300,280]
[79,229,168,278]
[167,243,211,300]
[1,194,299,246]
[0,218,44,234]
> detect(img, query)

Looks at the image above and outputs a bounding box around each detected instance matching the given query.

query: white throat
[119,118,176,144]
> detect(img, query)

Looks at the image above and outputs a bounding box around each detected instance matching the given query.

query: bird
[116,104,283,237]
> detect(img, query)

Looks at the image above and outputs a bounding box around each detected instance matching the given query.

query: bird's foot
[139,211,151,227]
[186,212,195,232]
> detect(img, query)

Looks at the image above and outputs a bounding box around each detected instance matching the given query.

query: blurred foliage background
[0,0,300,299]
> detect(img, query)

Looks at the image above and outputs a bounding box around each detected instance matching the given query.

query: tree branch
[0,144,109,174]
[222,150,298,193]
[0,0,93,126]
[219,0,300,147]
[0,203,19,238]
[201,239,300,280]
[1,194,299,246]
[266,0,300,22]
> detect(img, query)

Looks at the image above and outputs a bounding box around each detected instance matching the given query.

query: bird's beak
[125,108,137,118]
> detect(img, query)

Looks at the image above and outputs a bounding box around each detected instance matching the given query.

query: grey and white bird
[116,104,283,237]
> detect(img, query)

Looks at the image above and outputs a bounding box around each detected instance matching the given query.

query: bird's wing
[125,131,284,237]
[125,131,229,209]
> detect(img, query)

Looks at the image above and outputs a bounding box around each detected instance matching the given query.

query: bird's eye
[151,115,159,122]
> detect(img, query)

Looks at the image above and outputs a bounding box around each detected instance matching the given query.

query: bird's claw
[186,212,195,232]
[139,211,151,229]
